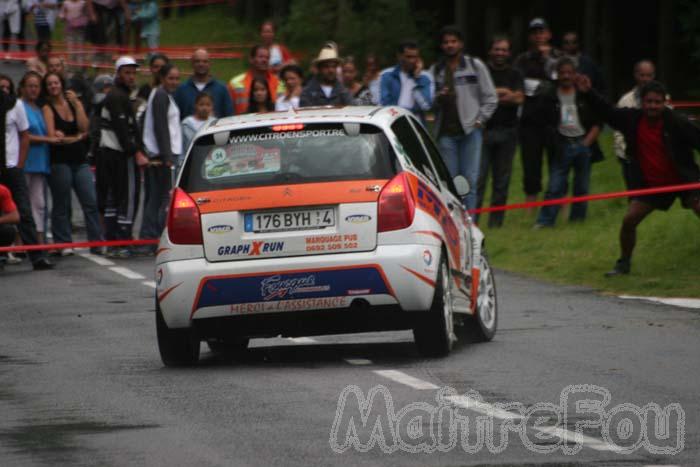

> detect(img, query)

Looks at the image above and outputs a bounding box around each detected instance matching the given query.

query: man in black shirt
[476,36,524,227]
[96,56,147,258]
[514,18,561,207]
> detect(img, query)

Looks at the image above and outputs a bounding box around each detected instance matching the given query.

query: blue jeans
[536,139,592,226]
[49,163,103,243]
[438,129,483,211]
[139,164,173,243]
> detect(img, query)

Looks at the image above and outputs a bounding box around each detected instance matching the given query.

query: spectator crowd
[1,15,699,277]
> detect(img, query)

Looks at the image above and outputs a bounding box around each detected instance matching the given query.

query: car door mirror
[453,175,470,196]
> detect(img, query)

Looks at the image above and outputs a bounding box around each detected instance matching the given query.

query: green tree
[281,0,434,69]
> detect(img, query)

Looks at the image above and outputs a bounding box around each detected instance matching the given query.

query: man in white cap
[300,43,352,107]
[96,56,147,258]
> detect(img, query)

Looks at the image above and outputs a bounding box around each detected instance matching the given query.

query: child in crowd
[27,0,58,42]
[275,64,303,111]
[133,0,160,52]
[180,92,215,169]
[247,78,273,113]
[59,0,89,67]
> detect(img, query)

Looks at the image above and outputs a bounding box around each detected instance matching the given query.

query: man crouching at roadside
[575,75,700,276]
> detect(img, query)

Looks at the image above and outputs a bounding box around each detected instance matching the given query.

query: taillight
[167,188,203,244]
[377,172,415,232]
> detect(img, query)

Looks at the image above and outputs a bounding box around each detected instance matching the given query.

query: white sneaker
[7,252,22,265]
[61,248,75,257]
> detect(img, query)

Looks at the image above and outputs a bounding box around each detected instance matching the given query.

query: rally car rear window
[179,123,397,192]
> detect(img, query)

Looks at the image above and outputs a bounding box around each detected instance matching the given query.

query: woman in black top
[42,72,103,253]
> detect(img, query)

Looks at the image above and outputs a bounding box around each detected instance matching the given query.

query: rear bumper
[156,244,441,329]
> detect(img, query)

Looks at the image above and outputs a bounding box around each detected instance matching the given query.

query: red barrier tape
[2,183,697,253]
[161,0,229,9]
[469,182,700,214]
[1,50,243,61]
[0,239,157,253]
[670,101,700,109]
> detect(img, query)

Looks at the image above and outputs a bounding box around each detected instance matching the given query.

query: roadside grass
[51,4,251,84]
[482,130,700,298]
[158,4,253,81]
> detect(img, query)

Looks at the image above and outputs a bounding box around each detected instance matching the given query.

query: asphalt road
[0,253,698,467]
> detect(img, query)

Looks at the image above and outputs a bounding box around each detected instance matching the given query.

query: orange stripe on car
[190,179,389,214]
[155,247,170,257]
[415,230,443,242]
[470,267,480,314]
[158,282,182,303]
[401,266,436,288]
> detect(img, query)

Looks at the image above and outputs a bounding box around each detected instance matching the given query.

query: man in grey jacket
[431,25,497,211]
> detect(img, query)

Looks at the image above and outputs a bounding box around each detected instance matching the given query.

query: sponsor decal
[217,241,285,256]
[204,145,281,180]
[228,129,345,144]
[414,179,461,268]
[207,224,234,234]
[195,268,393,312]
[260,274,330,301]
[230,297,350,314]
[347,289,371,295]
[345,214,372,224]
[305,234,358,252]
[423,249,433,266]
[211,148,227,163]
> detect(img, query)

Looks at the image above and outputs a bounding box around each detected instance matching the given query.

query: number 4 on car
[155,106,497,366]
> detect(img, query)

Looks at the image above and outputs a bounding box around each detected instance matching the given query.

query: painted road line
[287,337,317,344]
[78,253,115,267]
[109,267,146,280]
[619,295,700,310]
[373,370,439,390]
[536,425,626,453]
[142,281,156,289]
[446,395,625,453]
[345,358,373,366]
[445,395,523,421]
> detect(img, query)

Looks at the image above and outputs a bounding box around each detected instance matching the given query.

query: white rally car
[155,106,497,365]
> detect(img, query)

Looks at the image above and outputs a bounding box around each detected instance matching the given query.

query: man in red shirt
[0,183,20,271]
[578,77,700,275]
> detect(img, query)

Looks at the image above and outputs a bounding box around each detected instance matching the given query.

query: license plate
[245,208,335,233]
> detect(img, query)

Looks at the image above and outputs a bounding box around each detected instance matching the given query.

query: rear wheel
[461,251,497,342]
[156,301,200,366]
[206,337,249,355]
[413,257,455,357]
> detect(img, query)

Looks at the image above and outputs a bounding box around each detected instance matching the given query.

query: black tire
[206,337,249,355]
[413,256,455,357]
[156,301,200,366]
[460,251,497,342]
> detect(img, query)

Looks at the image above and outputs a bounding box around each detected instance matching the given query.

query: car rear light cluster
[377,172,415,232]
[167,188,203,244]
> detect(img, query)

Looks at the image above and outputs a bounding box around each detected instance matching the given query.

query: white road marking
[78,253,115,267]
[345,358,373,366]
[445,395,523,420]
[373,370,439,390]
[536,425,626,453]
[619,295,700,310]
[446,395,625,453]
[109,267,146,280]
[287,337,317,344]
[142,281,156,289]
